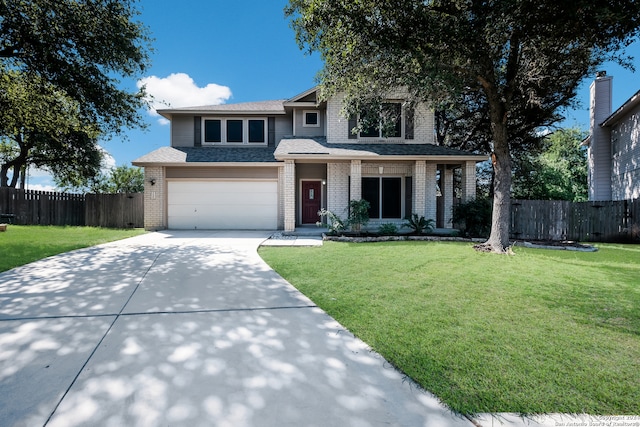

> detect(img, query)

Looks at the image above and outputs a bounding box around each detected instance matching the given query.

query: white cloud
[138,73,232,125]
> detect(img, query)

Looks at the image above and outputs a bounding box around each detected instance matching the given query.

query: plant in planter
[348,199,370,233]
[402,214,435,235]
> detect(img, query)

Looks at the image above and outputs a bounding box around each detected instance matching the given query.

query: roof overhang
[600,89,640,127]
[275,153,488,162]
[132,160,282,167]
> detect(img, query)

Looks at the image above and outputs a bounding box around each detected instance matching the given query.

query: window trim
[303,110,320,127]
[202,117,267,145]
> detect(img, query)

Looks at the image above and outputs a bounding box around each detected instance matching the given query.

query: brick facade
[327,92,435,145]
[143,166,166,230]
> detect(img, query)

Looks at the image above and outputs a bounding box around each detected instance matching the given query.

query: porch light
[322,180,326,185]
[149,178,156,186]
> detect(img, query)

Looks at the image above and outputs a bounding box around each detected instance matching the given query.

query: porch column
[350,160,362,200]
[425,162,437,221]
[284,160,296,231]
[413,160,426,218]
[461,160,477,202]
[443,166,454,228]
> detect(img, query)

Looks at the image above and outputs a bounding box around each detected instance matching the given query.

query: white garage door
[168,180,278,230]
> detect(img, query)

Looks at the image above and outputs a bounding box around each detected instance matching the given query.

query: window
[362,177,402,219]
[204,120,221,143]
[203,118,266,144]
[248,120,265,143]
[226,120,243,143]
[360,103,402,138]
[303,110,320,127]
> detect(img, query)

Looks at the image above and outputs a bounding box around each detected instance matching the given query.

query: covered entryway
[167,180,277,229]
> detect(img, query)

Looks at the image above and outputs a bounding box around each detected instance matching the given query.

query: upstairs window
[361,103,402,138]
[352,102,406,139]
[303,110,320,127]
[203,118,266,145]
[226,120,243,143]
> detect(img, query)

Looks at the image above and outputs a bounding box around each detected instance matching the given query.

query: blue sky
[27,0,640,190]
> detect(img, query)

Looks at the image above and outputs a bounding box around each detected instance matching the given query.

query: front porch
[280,159,478,232]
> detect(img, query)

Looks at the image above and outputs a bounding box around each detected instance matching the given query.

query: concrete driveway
[0,230,472,427]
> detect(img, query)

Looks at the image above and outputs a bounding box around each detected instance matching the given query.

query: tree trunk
[476,75,513,253]
[484,134,512,252]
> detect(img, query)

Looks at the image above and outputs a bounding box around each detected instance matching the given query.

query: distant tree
[59,165,144,194]
[287,0,640,252]
[0,0,152,187]
[512,128,588,202]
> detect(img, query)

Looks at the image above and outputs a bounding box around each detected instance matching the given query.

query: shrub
[451,197,492,238]
[348,199,370,232]
[402,214,435,235]
[317,209,346,234]
[378,223,399,235]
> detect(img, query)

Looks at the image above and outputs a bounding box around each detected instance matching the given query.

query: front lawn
[259,241,640,415]
[0,225,145,272]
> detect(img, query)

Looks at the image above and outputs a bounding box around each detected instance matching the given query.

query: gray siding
[275,114,293,145]
[171,116,195,147]
[293,109,326,138]
[611,102,640,200]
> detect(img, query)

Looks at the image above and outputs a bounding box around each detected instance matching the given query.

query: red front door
[302,181,322,224]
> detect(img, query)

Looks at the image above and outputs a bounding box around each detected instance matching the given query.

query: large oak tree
[286,0,640,252]
[0,0,152,187]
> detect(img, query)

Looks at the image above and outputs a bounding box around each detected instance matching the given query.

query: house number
[309,189,315,200]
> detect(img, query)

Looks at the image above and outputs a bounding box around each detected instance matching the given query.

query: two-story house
[586,72,640,201]
[132,87,486,231]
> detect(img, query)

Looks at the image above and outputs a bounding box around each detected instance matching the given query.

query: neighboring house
[586,72,640,201]
[132,87,486,231]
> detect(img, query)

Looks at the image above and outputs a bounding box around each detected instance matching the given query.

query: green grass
[0,225,145,272]
[259,241,640,415]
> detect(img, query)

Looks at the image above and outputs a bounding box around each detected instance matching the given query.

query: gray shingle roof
[275,137,487,159]
[157,100,287,116]
[133,138,486,166]
[133,146,277,164]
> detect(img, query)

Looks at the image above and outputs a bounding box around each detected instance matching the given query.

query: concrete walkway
[0,230,473,427]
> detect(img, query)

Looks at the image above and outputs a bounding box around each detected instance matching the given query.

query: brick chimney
[588,72,613,201]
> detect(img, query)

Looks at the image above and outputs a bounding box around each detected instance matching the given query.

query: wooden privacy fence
[0,188,85,226]
[510,199,640,242]
[85,193,144,228]
[0,187,143,228]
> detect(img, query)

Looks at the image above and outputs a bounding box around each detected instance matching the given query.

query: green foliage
[260,242,640,414]
[317,200,371,234]
[0,69,103,187]
[287,0,640,250]
[0,0,152,136]
[0,0,152,188]
[348,199,370,232]
[512,128,589,202]
[317,208,346,234]
[378,223,399,235]
[59,165,144,194]
[402,214,435,235]
[452,197,492,238]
